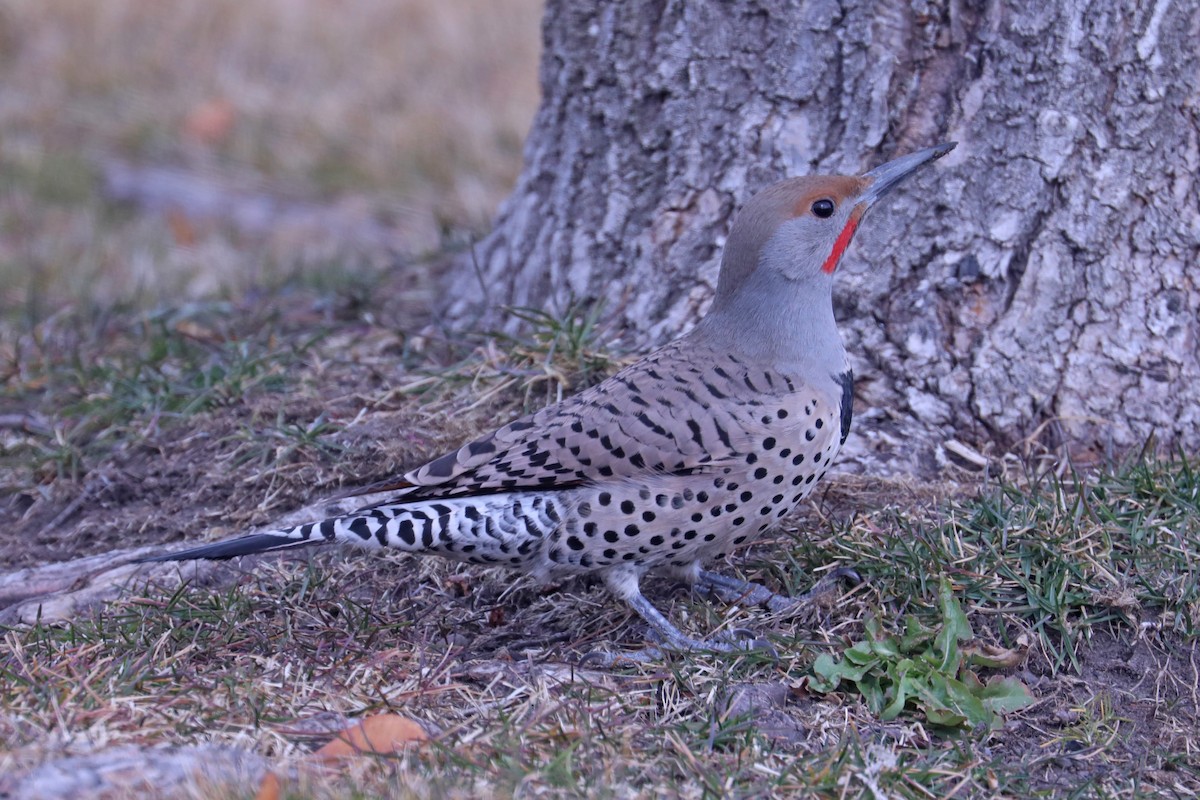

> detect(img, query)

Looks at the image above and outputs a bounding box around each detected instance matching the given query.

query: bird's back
[339,336,851,583]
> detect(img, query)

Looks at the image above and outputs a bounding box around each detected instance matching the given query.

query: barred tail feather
[136,492,564,568]
[135,506,397,563]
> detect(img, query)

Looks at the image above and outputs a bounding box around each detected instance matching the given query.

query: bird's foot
[579,626,774,668]
[697,566,860,613]
[650,624,776,656]
[582,569,787,667]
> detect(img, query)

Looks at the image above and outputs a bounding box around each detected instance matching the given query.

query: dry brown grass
[3,461,1198,797]
[0,0,541,309]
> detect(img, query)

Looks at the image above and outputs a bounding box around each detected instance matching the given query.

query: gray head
[712,142,957,308]
[691,143,955,370]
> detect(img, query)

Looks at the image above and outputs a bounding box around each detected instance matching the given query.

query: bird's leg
[580,568,764,666]
[622,589,736,653]
[696,567,859,613]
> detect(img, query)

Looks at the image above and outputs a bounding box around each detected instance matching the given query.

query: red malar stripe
[821,212,861,274]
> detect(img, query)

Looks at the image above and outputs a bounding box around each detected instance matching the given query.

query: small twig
[35,479,102,540]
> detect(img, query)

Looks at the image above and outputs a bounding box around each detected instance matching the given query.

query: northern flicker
[139,143,956,654]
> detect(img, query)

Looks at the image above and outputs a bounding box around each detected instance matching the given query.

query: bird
[138,143,957,656]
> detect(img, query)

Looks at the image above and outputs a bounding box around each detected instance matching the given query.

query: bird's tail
[134,507,399,563]
[136,491,563,567]
[134,532,316,562]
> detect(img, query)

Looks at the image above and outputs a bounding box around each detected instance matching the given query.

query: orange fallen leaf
[255,714,427,797]
[173,319,225,343]
[166,208,197,246]
[183,96,237,145]
[255,772,282,800]
[312,714,428,762]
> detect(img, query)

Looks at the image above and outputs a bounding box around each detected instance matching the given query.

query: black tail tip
[133,533,308,563]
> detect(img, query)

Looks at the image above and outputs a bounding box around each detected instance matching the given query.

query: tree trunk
[444,0,1199,472]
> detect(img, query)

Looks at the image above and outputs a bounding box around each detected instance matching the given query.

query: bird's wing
[355,341,776,502]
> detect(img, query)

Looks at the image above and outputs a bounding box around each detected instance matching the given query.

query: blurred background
[0,0,543,321]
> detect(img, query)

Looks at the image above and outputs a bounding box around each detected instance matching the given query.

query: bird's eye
[812,199,836,218]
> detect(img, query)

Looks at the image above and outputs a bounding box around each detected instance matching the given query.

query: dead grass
[2,354,1198,797]
[6,528,1200,797]
[0,0,541,311]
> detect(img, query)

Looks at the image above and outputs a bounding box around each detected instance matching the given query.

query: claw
[579,639,772,668]
[827,566,862,586]
[696,565,860,614]
[579,623,774,668]
[715,628,779,660]
[579,646,664,668]
[593,565,850,668]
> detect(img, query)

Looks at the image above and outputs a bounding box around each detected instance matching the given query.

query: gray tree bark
[445,0,1199,472]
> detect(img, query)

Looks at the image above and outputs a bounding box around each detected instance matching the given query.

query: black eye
[811,198,835,218]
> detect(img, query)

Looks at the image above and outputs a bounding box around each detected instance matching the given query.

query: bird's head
[713,142,956,305]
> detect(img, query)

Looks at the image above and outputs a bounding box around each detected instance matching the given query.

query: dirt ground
[3,353,1197,795]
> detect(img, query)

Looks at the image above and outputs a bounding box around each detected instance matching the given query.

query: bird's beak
[858,142,957,209]
[819,141,957,274]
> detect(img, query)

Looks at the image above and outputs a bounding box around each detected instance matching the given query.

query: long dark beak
[859,142,956,208]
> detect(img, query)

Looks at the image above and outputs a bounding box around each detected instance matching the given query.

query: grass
[0,0,541,311]
[390,296,629,418]
[792,462,1200,671]
[0,0,543,529]
[1,258,1196,796]
[2,302,314,486]
[3,453,1198,797]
